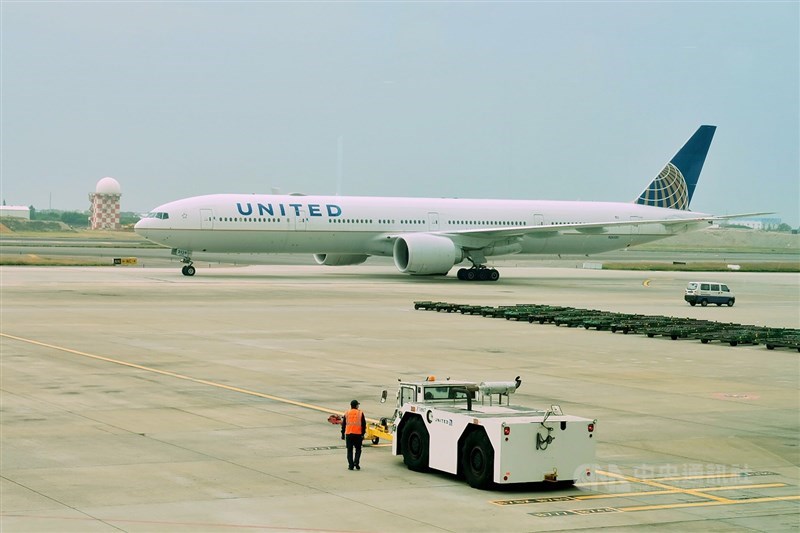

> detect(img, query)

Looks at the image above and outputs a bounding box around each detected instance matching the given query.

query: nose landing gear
[181,263,196,276]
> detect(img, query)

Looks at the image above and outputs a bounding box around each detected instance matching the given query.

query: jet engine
[393,234,462,275]
[313,254,369,266]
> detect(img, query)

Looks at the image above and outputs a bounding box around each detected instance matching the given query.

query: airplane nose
[134,217,148,236]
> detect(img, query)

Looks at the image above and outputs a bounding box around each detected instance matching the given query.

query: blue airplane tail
[635,125,716,210]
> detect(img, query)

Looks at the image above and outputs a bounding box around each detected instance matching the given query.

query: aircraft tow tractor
[330,376,598,489]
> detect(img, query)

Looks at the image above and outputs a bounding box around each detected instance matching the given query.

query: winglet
[635,125,716,210]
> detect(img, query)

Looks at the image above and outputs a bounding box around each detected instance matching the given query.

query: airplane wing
[373,212,772,257]
[435,211,775,241]
[436,214,717,241]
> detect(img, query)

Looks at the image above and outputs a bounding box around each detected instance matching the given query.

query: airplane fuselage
[135,193,710,258]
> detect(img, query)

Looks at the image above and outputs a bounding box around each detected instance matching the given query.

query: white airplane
[135,125,745,281]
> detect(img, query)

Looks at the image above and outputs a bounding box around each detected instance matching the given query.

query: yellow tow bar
[327,415,393,444]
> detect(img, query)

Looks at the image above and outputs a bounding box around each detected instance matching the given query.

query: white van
[684,281,735,307]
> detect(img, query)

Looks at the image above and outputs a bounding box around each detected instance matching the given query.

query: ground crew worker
[341,399,366,470]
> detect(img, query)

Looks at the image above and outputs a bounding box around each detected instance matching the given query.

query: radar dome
[96,177,121,194]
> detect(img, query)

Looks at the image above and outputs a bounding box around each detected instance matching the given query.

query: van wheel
[689,302,696,306]
[402,417,429,472]
[716,303,722,306]
[462,431,494,489]
[727,299,734,307]
[700,299,708,307]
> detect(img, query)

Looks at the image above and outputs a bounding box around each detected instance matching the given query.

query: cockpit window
[145,212,169,220]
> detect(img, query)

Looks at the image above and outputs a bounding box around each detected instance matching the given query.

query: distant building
[89,177,122,230]
[0,205,31,220]
[724,217,782,230]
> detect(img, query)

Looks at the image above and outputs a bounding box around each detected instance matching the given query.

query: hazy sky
[2,1,798,225]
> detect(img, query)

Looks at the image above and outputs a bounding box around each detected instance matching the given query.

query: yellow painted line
[577,472,752,488]
[620,495,800,512]
[654,472,759,482]
[574,483,787,501]
[1,333,384,425]
[576,480,636,487]
[702,483,788,492]
[576,489,682,500]
[597,469,732,504]
[577,471,754,486]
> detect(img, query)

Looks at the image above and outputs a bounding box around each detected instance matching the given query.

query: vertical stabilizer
[635,125,716,210]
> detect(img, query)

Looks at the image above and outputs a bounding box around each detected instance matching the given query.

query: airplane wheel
[465,269,477,281]
[489,269,499,281]
[457,268,467,280]
[183,265,196,277]
[478,269,490,281]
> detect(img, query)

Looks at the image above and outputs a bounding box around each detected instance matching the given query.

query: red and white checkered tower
[89,177,122,230]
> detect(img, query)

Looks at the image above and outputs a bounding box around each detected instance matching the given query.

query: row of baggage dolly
[413,301,800,351]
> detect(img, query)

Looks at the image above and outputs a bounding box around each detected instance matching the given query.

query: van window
[721,285,729,292]
[687,283,698,289]
[710,284,720,291]
[701,283,710,290]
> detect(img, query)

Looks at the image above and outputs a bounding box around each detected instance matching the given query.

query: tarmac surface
[1,262,799,532]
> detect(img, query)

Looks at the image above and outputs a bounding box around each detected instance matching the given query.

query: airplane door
[200,209,214,230]
[628,215,641,246]
[533,214,544,225]
[294,209,307,231]
[428,212,439,230]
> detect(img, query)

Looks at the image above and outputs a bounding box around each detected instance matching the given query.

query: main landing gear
[456,266,500,282]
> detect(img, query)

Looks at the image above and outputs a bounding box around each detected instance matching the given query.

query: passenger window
[701,284,710,290]
[710,284,720,291]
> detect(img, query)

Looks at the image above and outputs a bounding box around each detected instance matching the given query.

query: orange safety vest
[344,409,363,435]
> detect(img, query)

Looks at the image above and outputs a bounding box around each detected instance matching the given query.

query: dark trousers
[345,434,362,468]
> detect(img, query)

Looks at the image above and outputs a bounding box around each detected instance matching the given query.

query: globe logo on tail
[636,162,689,210]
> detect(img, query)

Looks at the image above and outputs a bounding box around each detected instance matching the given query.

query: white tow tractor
[383,376,597,489]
